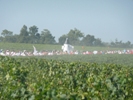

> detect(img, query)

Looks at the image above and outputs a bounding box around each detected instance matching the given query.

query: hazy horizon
[0,0,133,43]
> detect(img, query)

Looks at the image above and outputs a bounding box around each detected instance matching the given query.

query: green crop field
[37,54,133,66]
[0,43,133,99]
[0,55,133,99]
[0,42,128,51]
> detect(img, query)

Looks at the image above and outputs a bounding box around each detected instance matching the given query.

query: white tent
[62,38,74,54]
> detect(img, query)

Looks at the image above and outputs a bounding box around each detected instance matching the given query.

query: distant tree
[123,41,131,48]
[61,28,84,45]
[58,34,67,45]
[109,39,132,48]
[110,41,115,47]
[0,36,4,42]
[69,28,84,45]
[81,34,95,46]
[4,34,19,43]
[35,33,41,43]
[40,29,56,44]
[12,34,20,43]
[20,25,29,36]
[19,25,30,43]
[0,29,14,42]
[29,25,38,36]
[94,38,103,46]
[1,29,13,37]
[28,25,40,43]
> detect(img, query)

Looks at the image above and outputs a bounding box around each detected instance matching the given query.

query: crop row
[0,42,127,51]
[0,56,133,99]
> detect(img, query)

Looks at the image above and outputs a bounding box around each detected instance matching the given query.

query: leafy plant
[0,56,133,99]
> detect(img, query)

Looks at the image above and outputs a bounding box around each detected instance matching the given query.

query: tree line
[0,25,132,48]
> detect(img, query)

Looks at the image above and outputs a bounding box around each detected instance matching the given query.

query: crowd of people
[0,48,133,56]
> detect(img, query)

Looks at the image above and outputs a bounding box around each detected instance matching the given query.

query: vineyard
[0,42,127,51]
[0,55,133,99]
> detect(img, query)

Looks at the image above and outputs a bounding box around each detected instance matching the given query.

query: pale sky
[0,0,133,43]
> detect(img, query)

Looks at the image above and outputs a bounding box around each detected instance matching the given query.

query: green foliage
[40,29,56,44]
[39,54,133,67]
[0,56,133,99]
[67,28,84,45]
[0,29,14,42]
[111,39,132,48]
[59,28,84,45]
[1,29,13,37]
[0,25,133,47]
[58,34,67,45]
[94,38,103,46]
[29,25,38,36]
[81,34,95,46]
[19,25,29,43]
[20,25,29,37]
